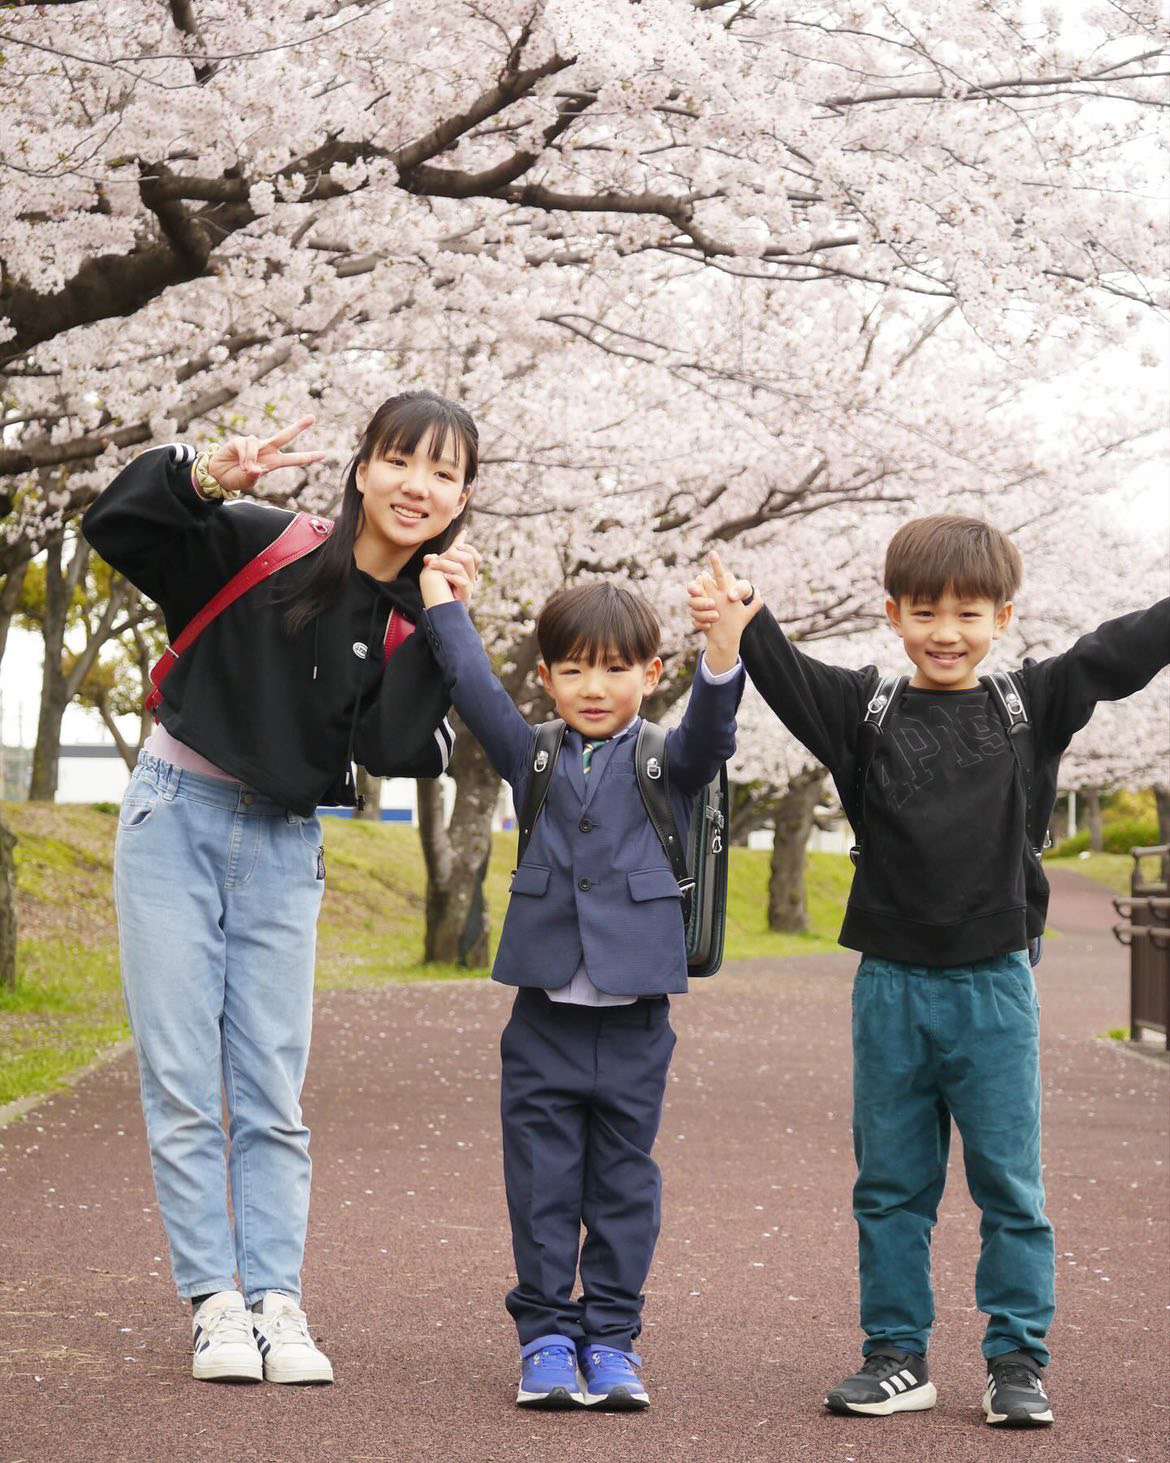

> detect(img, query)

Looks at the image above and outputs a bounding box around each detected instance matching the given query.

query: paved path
[1,870,1166,1462]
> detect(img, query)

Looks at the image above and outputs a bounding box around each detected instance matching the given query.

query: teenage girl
[82,389,481,1384]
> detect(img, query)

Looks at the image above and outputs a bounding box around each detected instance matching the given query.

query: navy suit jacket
[422,600,745,996]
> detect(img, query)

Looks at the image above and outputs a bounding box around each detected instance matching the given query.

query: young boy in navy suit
[419,545,759,1410]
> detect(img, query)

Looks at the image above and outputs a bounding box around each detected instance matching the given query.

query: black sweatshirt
[82,445,454,816]
[740,599,1170,965]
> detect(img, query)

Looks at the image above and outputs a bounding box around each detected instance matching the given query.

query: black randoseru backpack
[514,719,730,978]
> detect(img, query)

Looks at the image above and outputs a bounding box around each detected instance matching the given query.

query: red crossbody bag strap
[146,512,334,712]
[382,608,416,662]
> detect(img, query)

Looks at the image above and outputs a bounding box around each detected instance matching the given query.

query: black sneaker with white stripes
[983,1351,1053,1427]
[824,1346,936,1416]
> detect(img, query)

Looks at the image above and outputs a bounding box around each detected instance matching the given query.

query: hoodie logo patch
[352,641,368,660]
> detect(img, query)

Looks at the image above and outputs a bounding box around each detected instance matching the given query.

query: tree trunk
[29,537,133,800]
[728,780,778,846]
[1152,783,1170,885]
[0,812,16,990]
[95,696,140,772]
[28,538,70,801]
[355,767,382,821]
[0,561,29,670]
[767,766,826,934]
[417,726,500,966]
[1084,786,1103,853]
[1153,783,1170,848]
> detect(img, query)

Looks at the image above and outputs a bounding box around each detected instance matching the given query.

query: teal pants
[851,951,1055,1364]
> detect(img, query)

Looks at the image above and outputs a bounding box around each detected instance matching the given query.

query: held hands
[205,416,327,496]
[420,533,483,608]
[688,552,762,674]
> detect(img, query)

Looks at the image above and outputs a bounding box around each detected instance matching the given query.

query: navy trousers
[500,987,677,1351]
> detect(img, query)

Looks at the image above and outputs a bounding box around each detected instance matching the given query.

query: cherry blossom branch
[0,338,295,478]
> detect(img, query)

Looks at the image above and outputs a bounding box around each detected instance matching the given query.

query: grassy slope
[1043,851,1137,897]
[0,804,852,1106]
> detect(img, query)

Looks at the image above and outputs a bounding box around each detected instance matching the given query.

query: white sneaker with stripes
[251,1292,334,1385]
[191,1291,263,1383]
[825,1347,937,1416]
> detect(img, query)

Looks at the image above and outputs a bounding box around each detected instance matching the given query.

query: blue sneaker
[517,1334,585,1408]
[579,1344,650,1410]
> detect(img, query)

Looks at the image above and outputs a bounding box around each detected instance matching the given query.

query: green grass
[0,805,852,1108]
[1044,851,1137,897]
[0,940,127,1107]
[723,847,852,959]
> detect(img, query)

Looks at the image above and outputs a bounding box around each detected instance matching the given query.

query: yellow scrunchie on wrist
[191,447,235,501]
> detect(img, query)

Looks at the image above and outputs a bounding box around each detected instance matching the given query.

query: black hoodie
[82,445,454,815]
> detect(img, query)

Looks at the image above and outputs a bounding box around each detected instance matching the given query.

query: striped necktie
[582,739,606,776]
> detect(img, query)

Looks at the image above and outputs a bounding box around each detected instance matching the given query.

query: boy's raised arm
[665,657,745,794]
[1025,595,1170,753]
[690,564,870,776]
[741,608,869,769]
[665,553,751,793]
[420,556,534,790]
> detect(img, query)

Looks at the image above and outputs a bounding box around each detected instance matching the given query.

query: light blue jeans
[114,752,325,1304]
[852,951,1056,1364]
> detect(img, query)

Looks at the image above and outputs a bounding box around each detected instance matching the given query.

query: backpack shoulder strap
[982,668,1029,732]
[864,671,906,731]
[515,719,567,868]
[848,673,907,855]
[980,669,1042,852]
[147,512,333,711]
[635,721,692,893]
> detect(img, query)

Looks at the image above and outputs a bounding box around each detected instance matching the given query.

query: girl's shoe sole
[192,1362,263,1383]
[825,1381,937,1416]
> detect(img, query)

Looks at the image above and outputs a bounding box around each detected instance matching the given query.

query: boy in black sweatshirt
[689,521,1169,1429]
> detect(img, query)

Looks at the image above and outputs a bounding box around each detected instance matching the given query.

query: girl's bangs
[370,404,472,477]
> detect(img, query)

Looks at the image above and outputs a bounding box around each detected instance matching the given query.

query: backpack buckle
[711,833,723,855]
[1005,692,1024,716]
[646,756,662,780]
[534,750,549,773]
[867,694,887,715]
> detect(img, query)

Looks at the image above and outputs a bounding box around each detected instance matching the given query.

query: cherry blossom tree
[0,0,1166,971]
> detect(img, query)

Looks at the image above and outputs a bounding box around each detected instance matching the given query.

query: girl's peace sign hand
[205,416,327,496]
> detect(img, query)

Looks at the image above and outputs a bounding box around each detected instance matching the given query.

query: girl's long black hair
[281,390,479,637]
